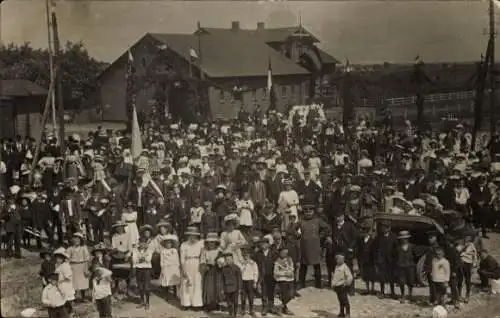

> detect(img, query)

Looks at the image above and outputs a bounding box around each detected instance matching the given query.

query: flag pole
[489,0,497,135]
[45,0,57,137]
[51,0,66,160]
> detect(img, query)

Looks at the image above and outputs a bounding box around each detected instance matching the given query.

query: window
[219,89,225,103]
[141,57,147,68]
[281,86,287,97]
[291,85,295,95]
[252,89,257,100]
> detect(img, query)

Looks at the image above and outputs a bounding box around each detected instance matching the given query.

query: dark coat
[253,249,278,278]
[356,235,374,266]
[221,264,242,293]
[297,216,331,265]
[258,213,282,235]
[296,179,322,204]
[31,201,52,229]
[331,220,358,259]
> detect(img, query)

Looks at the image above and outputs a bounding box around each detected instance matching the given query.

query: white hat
[412,199,426,208]
[224,213,239,222]
[432,305,448,318]
[9,185,21,195]
[53,247,69,259]
[20,308,37,317]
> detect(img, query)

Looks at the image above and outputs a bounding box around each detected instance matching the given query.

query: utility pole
[489,0,497,135]
[51,0,66,158]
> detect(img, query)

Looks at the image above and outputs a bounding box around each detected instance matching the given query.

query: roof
[317,49,340,65]
[0,80,48,97]
[200,26,338,65]
[148,33,310,78]
[201,26,320,43]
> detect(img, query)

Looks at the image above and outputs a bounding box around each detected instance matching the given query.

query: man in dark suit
[470,175,491,238]
[60,190,82,240]
[2,194,23,258]
[32,192,53,247]
[253,237,278,316]
[128,174,155,226]
[296,170,322,207]
[329,213,358,295]
[248,173,267,213]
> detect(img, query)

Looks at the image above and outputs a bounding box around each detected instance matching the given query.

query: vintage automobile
[373,211,478,286]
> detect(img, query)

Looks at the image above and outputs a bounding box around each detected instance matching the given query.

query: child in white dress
[159,234,181,299]
[121,205,139,248]
[237,191,254,233]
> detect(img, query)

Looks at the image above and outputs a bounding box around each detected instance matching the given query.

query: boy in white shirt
[240,247,259,316]
[41,273,69,318]
[92,267,113,318]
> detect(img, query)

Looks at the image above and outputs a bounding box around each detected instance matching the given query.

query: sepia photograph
[1,0,500,317]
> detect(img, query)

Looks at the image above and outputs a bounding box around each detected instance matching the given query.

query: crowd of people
[2,107,500,318]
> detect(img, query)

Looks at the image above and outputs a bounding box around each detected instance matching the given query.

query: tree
[0,41,108,109]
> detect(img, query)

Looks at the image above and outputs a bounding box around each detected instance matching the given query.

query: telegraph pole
[489,0,497,135]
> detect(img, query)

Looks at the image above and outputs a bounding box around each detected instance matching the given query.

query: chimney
[231,21,240,31]
[257,22,265,30]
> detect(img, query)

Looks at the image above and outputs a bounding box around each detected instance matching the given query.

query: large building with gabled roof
[99,21,339,121]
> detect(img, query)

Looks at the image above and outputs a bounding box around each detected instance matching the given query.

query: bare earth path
[3,233,500,318]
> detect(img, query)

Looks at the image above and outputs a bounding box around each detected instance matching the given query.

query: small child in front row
[42,273,69,318]
[221,253,242,317]
[92,267,113,318]
[331,252,353,318]
[240,246,259,316]
[273,247,295,316]
[159,235,181,299]
[40,249,55,288]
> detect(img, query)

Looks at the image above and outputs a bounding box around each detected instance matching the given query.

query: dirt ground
[2,233,500,318]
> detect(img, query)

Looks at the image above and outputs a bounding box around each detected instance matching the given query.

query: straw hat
[205,232,220,243]
[184,226,201,236]
[139,224,153,233]
[112,221,127,229]
[397,230,411,239]
[161,234,179,242]
[224,213,239,223]
[156,220,172,229]
[72,232,85,240]
[53,247,69,259]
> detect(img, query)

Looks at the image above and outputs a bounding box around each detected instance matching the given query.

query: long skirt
[179,258,203,307]
[202,265,224,308]
[70,262,89,291]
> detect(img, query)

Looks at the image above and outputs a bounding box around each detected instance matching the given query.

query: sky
[0,0,494,64]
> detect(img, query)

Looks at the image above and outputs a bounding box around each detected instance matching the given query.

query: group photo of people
[1,105,500,318]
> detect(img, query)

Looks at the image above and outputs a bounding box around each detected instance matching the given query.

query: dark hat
[48,272,59,281]
[379,220,391,228]
[91,242,108,254]
[427,230,438,237]
[39,248,52,259]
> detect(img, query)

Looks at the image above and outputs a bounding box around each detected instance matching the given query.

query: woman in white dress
[53,247,76,314]
[179,226,204,310]
[121,205,139,248]
[220,214,247,268]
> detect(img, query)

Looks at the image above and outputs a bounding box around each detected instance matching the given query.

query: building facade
[99,22,338,121]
